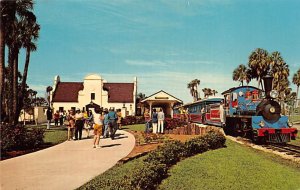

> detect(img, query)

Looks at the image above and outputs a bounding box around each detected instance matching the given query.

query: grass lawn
[43,127,68,145]
[159,140,300,190]
[289,135,300,146]
[78,156,144,189]
[123,124,145,132]
[28,125,68,145]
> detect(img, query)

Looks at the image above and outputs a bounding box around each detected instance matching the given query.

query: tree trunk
[17,48,31,121]
[0,19,5,121]
[12,49,19,124]
[7,48,14,124]
[296,85,299,108]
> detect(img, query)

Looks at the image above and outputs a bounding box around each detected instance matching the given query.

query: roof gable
[52,82,83,102]
[103,83,134,103]
[141,90,183,103]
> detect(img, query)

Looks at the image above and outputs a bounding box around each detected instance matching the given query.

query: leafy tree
[248,48,270,89]
[232,64,251,86]
[187,79,200,102]
[292,69,300,107]
[1,0,40,124]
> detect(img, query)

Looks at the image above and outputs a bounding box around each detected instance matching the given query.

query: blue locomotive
[222,74,297,143]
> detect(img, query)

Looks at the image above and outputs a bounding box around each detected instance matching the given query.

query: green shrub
[145,140,186,167]
[127,161,168,190]
[185,137,209,156]
[201,129,226,149]
[1,123,45,154]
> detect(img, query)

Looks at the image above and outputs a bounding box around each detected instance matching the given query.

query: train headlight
[287,121,293,127]
[259,121,265,128]
[269,107,276,113]
[270,90,279,99]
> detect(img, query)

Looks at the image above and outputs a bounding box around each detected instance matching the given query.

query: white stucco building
[50,74,137,116]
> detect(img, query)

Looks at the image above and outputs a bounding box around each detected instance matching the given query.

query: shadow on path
[101,143,121,148]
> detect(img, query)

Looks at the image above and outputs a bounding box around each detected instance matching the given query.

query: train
[174,75,298,143]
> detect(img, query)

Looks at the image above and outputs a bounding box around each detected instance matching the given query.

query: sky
[22,0,300,103]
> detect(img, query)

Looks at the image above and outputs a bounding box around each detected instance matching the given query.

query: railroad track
[262,144,300,157]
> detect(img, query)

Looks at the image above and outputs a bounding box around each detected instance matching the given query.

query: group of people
[144,108,165,134]
[46,107,122,148]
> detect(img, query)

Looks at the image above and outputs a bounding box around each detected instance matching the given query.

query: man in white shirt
[157,108,165,134]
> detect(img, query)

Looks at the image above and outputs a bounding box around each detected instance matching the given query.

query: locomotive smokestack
[263,73,273,98]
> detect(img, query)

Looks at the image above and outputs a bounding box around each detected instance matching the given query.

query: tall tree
[248,48,270,90]
[232,64,251,86]
[292,69,300,108]
[187,79,200,102]
[2,0,39,124]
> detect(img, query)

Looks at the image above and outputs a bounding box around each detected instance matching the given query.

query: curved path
[0,130,135,190]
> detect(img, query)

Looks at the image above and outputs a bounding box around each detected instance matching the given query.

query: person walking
[93,109,103,148]
[157,108,165,134]
[144,109,151,133]
[67,109,75,141]
[108,108,118,139]
[46,107,52,130]
[151,109,158,133]
[74,109,84,140]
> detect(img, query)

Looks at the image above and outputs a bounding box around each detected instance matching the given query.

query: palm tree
[2,0,38,124]
[187,79,200,102]
[232,64,251,86]
[292,69,300,108]
[248,48,270,90]
[211,89,218,96]
[271,51,289,91]
[46,86,53,106]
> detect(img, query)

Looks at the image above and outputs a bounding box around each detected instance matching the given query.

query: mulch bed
[118,130,202,164]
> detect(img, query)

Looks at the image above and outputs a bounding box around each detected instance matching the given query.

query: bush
[1,123,45,154]
[145,140,187,167]
[164,118,187,130]
[201,129,226,150]
[126,161,168,190]
[185,137,209,156]
[122,116,145,126]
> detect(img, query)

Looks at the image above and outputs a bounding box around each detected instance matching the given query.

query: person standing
[53,111,59,127]
[67,110,75,141]
[46,107,52,130]
[144,109,151,133]
[108,108,118,139]
[151,109,158,133]
[220,101,225,127]
[75,109,84,140]
[103,108,109,138]
[117,109,122,130]
[59,110,64,126]
[84,110,93,139]
[157,108,165,134]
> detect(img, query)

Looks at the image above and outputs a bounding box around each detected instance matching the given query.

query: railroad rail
[262,143,300,157]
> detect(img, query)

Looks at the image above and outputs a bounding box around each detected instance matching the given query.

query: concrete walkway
[0,130,135,190]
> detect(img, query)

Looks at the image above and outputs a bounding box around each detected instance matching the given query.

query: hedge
[79,129,226,190]
[1,123,45,155]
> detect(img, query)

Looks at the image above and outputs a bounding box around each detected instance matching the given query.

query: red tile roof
[52,82,83,102]
[103,83,134,103]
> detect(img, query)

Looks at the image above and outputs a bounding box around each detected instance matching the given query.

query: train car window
[231,92,238,107]
[252,90,259,100]
[245,90,251,100]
